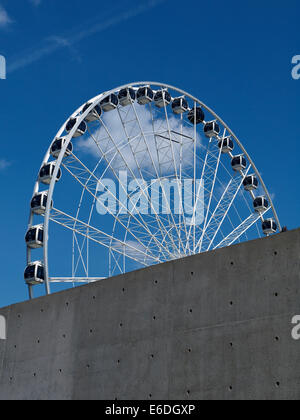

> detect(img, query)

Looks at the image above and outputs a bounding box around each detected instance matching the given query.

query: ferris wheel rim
[27,81,281,297]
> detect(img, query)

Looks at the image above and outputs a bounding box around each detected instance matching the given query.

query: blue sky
[0,0,299,307]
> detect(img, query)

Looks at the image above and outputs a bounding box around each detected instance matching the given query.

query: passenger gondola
[204,121,220,137]
[231,155,247,172]
[154,90,172,108]
[82,102,102,122]
[137,86,154,105]
[66,117,87,138]
[118,88,136,107]
[50,137,73,159]
[253,196,269,213]
[171,97,189,114]
[30,192,53,215]
[188,107,205,125]
[243,175,259,191]
[100,94,119,112]
[24,262,45,285]
[218,137,234,154]
[262,219,277,235]
[25,225,44,249]
[39,162,62,185]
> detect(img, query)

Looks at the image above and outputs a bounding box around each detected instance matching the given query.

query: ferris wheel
[24,82,281,299]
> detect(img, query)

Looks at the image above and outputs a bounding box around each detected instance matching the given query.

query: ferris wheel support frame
[27,82,281,299]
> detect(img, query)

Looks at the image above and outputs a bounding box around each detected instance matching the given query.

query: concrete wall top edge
[0,227,299,400]
[0,228,298,313]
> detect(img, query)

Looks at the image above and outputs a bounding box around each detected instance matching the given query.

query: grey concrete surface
[0,229,300,400]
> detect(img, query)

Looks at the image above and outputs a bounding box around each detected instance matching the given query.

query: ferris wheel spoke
[25,82,280,297]
[62,164,98,188]
[131,98,184,253]
[146,102,190,255]
[185,136,214,252]
[50,208,161,266]
[72,159,104,279]
[73,232,88,276]
[57,159,162,259]
[110,247,125,275]
[214,207,271,250]
[110,215,123,276]
[73,221,93,278]
[115,104,183,257]
[49,277,106,283]
[87,124,179,258]
[110,210,129,277]
[198,165,252,252]
[231,201,249,242]
[178,114,185,250]
[62,151,172,259]
[160,87,189,254]
[197,136,225,252]
[121,211,171,263]
[170,117,196,254]
[193,138,223,253]
[143,236,159,265]
[193,101,198,252]
[237,185,262,240]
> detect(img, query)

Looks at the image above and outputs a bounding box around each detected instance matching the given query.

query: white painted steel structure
[25,82,281,298]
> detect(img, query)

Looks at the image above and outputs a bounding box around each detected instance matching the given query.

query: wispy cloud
[29,0,41,6]
[47,35,82,63]
[77,104,200,178]
[0,159,11,170]
[8,0,167,73]
[0,4,13,28]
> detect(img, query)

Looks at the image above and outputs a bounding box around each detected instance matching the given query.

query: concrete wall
[1,229,300,400]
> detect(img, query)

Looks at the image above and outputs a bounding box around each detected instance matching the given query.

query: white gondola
[171,97,189,115]
[154,90,172,108]
[82,102,102,122]
[243,175,258,192]
[118,88,136,107]
[24,261,45,285]
[25,225,44,249]
[25,82,282,296]
[218,137,234,154]
[50,137,73,159]
[66,117,87,138]
[231,155,247,172]
[253,196,269,213]
[100,94,119,112]
[137,86,154,105]
[39,162,62,185]
[188,107,205,125]
[262,219,277,235]
[31,191,53,215]
[204,121,220,138]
